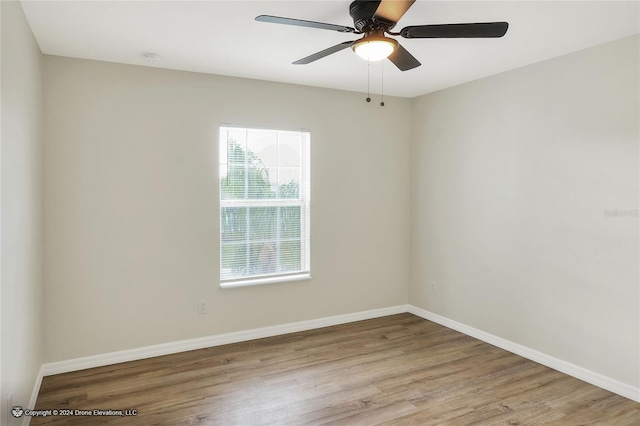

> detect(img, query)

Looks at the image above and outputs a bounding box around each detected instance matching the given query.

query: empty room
[2,0,639,424]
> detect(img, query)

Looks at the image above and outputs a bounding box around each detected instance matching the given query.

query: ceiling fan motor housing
[349,0,395,32]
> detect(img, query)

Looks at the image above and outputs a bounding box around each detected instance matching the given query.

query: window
[219,126,310,287]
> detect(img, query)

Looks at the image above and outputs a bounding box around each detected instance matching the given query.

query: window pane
[278,167,300,199]
[247,164,273,199]
[278,181,299,199]
[221,243,247,279]
[280,206,301,239]
[278,131,302,167]
[227,128,247,149]
[250,241,277,275]
[249,207,277,240]
[221,207,246,242]
[221,165,246,199]
[248,130,277,166]
[280,240,301,272]
[227,140,246,165]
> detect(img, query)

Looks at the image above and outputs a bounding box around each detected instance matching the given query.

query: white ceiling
[20,1,640,98]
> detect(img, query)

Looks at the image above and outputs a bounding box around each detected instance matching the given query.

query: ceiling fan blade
[374,0,416,24]
[400,22,509,38]
[256,15,356,33]
[293,41,355,65]
[388,44,421,71]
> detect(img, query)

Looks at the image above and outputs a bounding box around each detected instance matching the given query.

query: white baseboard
[34,303,639,408]
[41,305,409,377]
[23,365,44,426]
[407,305,640,403]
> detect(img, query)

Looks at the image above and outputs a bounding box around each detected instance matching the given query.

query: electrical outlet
[198,300,207,315]
[432,281,437,293]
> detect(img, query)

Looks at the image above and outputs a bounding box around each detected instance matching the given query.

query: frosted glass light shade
[353,37,398,61]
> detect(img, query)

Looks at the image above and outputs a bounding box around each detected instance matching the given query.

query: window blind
[219,126,310,283]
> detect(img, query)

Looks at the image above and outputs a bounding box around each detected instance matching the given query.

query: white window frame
[219,125,311,289]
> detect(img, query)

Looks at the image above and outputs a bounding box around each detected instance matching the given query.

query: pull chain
[380,61,385,107]
[366,61,371,103]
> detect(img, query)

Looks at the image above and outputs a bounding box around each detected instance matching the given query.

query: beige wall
[410,35,639,387]
[1,0,44,422]
[42,56,411,362]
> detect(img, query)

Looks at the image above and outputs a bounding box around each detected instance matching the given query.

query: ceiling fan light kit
[353,33,398,61]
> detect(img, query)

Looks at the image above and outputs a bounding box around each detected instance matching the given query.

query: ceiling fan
[256,0,509,71]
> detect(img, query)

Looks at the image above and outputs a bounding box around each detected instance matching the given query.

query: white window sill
[220,273,311,289]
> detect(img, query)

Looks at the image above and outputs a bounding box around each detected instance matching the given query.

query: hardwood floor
[32,314,639,425]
